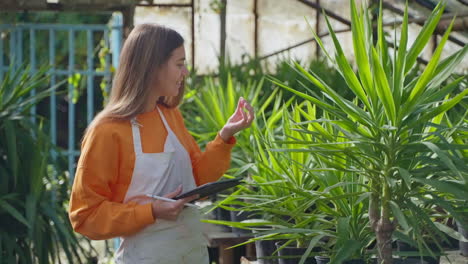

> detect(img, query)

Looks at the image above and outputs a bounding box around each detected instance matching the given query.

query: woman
[68,24,254,263]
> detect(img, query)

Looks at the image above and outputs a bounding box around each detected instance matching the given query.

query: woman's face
[154,46,189,98]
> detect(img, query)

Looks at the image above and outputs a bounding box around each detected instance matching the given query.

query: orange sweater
[69,105,236,240]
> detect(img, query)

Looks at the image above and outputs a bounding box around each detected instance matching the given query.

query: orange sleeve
[175,109,236,185]
[68,123,155,240]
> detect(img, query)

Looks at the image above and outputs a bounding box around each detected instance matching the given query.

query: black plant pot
[456,221,468,257]
[214,207,233,232]
[230,207,251,234]
[314,256,330,264]
[275,242,317,264]
[396,241,440,264]
[211,194,232,232]
[255,239,280,264]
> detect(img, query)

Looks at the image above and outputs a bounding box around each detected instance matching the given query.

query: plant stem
[376,172,394,264]
[369,180,379,231]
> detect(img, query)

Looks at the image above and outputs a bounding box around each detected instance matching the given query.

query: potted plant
[205,68,372,263]
[205,105,335,264]
[0,65,94,263]
[260,102,377,264]
[208,103,378,264]
[270,0,468,263]
[182,72,281,231]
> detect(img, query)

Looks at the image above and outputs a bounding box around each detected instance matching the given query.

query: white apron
[115,107,209,264]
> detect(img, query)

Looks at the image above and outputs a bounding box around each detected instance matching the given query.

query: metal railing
[0,13,123,179]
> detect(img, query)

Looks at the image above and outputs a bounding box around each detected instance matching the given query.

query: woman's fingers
[238,100,254,126]
[167,195,199,220]
[152,192,199,221]
[240,103,247,121]
[223,98,255,137]
[244,101,255,124]
[178,194,199,206]
[164,185,183,199]
[235,97,245,114]
[232,100,254,128]
[228,98,245,123]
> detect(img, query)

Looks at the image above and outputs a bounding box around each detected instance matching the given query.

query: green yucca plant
[182,57,349,172]
[182,72,283,170]
[270,0,468,263]
[203,104,335,263]
[0,65,94,263]
[217,55,351,108]
[205,102,375,264]
[283,102,375,263]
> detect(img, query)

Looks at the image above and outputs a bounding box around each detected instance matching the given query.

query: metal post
[9,29,15,71]
[49,29,58,152]
[87,29,94,124]
[191,0,195,70]
[220,0,227,66]
[17,29,23,68]
[315,0,320,58]
[30,29,37,123]
[111,12,123,71]
[68,29,76,180]
[254,0,258,58]
[104,29,111,96]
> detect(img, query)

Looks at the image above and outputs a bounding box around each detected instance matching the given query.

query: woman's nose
[182,66,189,77]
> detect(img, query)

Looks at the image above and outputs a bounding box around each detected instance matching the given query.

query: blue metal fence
[0,13,123,179]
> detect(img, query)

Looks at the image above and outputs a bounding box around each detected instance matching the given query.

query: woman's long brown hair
[83,24,185,139]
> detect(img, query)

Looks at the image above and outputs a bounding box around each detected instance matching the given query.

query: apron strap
[156,106,179,153]
[130,118,143,154]
[156,106,173,135]
[131,108,176,154]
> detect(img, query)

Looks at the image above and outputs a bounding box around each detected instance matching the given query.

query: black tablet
[174,178,243,200]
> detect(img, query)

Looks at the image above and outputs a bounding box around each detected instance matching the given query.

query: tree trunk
[376,217,394,264]
[370,181,395,264]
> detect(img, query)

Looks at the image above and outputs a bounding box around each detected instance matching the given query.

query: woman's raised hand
[219,97,255,142]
